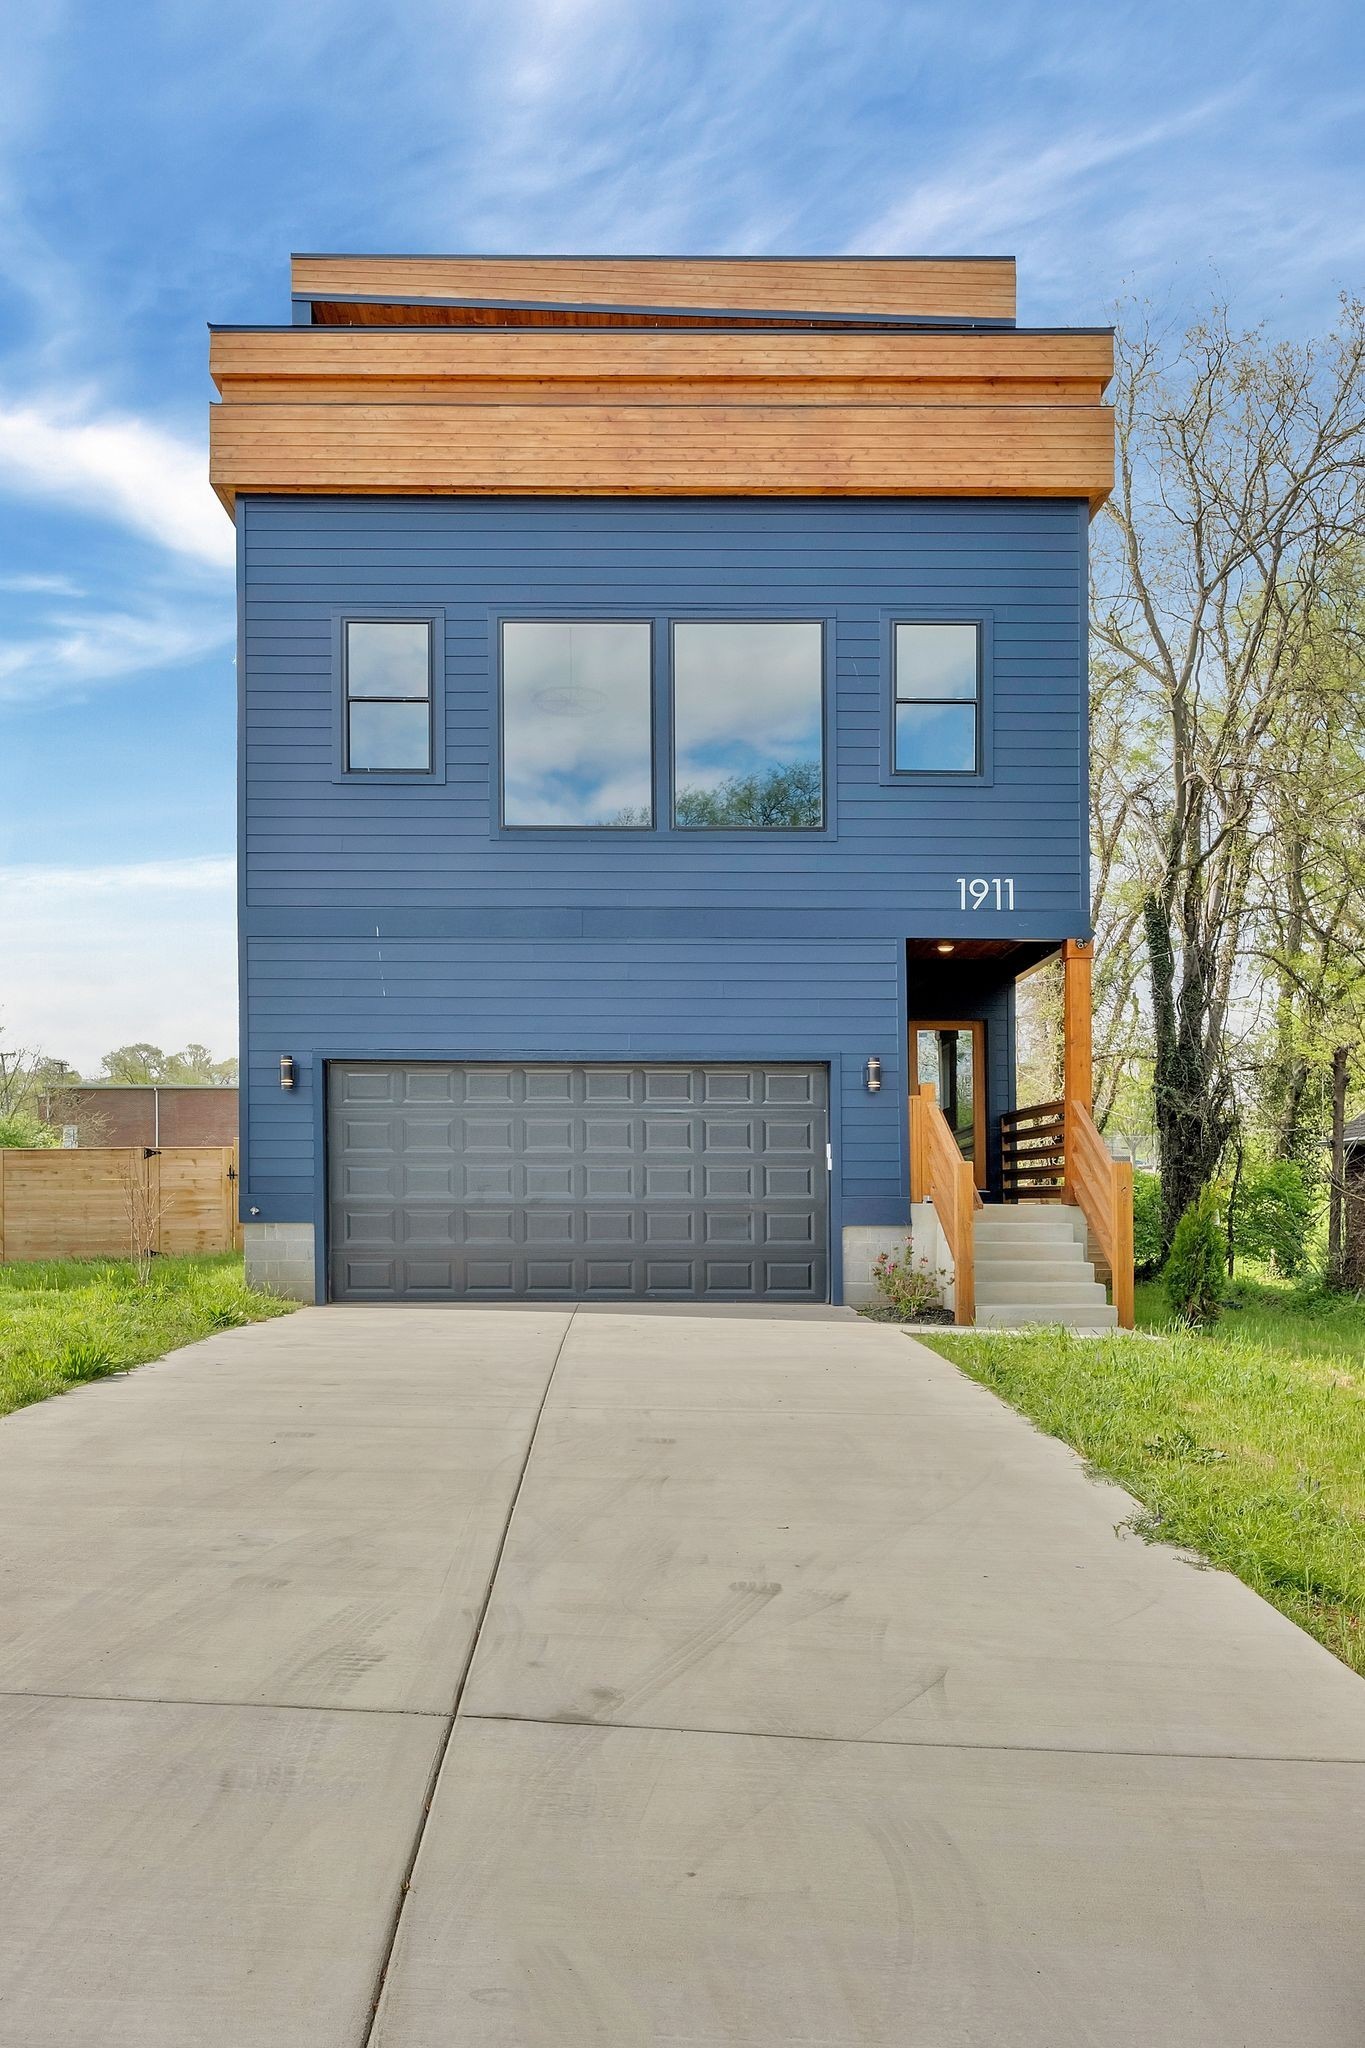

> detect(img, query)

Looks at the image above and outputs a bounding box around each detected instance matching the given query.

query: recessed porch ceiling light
[936,942,956,954]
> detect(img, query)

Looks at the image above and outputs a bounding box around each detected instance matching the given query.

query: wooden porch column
[1062,939,1094,1115]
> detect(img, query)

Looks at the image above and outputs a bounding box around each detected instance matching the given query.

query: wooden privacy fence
[0,1148,241,1264]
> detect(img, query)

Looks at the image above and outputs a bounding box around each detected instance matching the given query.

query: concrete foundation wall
[841,1207,951,1310]
[244,1222,317,1303]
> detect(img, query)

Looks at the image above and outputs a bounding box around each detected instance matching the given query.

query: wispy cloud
[0,855,236,895]
[0,394,232,567]
[0,603,230,705]
[0,571,84,596]
[852,97,1239,257]
[0,856,237,1072]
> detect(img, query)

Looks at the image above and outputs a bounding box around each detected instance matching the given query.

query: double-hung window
[893,622,981,774]
[344,620,433,772]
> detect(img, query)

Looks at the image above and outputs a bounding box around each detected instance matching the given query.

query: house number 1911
[958,876,1015,910]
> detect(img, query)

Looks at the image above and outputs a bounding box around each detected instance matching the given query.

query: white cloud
[0,857,236,1074]
[0,572,83,595]
[0,394,233,568]
[0,604,230,705]
[852,99,1237,257]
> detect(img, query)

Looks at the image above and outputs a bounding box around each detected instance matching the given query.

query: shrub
[872,1240,942,1319]
[1228,1158,1316,1275]
[0,1112,60,1149]
[1132,1169,1163,1273]
[1163,1185,1227,1325]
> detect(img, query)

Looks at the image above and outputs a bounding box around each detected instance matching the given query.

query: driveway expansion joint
[454,1708,1365,1769]
[359,1304,578,2047]
[0,1687,451,1718]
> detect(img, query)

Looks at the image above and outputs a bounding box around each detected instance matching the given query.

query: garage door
[327,1063,828,1302]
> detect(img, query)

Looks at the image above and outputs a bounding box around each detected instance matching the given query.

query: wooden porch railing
[1065,1099,1135,1329]
[909,1084,980,1325]
[1000,1096,1135,1328]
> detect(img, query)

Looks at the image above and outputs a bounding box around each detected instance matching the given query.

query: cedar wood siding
[239,494,1089,1292]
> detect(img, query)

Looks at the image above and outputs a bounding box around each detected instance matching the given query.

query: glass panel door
[910,1021,986,1187]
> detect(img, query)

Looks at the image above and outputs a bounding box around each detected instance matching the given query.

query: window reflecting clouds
[348,700,431,771]
[502,622,653,827]
[672,621,824,829]
[344,619,432,772]
[894,622,980,773]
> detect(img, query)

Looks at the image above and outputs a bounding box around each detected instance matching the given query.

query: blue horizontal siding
[240,494,1089,929]
[239,495,1092,1279]
[243,936,909,1246]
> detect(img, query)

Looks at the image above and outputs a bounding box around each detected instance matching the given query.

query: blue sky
[1,0,1361,1071]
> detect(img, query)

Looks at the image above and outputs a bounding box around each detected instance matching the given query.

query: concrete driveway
[1,1306,1363,2047]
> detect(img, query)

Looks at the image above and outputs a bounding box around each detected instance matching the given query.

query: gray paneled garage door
[327,1062,828,1302]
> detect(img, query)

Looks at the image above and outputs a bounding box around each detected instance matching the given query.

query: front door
[909,1021,986,1189]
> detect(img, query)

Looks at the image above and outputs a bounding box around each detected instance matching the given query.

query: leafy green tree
[0,1032,70,1118]
[1227,1160,1316,1275]
[99,1043,237,1085]
[1132,1170,1164,1274]
[674,760,821,829]
[99,1044,170,1083]
[1254,549,1365,1173]
[0,1111,60,1149]
[1092,297,1365,1252]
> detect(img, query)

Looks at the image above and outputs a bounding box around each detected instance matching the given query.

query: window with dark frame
[893,622,981,774]
[501,620,653,827]
[344,619,433,773]
[672,620,825,829]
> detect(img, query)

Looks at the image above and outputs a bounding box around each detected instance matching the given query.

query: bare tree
[1092,296,1365,1249]
[122,1156,168,1286]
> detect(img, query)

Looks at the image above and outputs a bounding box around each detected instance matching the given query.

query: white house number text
[958,876,1015,910]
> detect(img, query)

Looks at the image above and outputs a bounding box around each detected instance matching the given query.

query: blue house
[210,254,1130,1321]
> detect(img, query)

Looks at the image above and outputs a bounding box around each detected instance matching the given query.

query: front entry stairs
[971,1202,1119,1329]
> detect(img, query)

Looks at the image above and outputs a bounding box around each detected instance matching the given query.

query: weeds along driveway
[0,1304,1363,2046]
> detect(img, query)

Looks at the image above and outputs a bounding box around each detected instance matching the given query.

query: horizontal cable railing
[1000,1098,1066,1201]
[999,1096,1135,1327]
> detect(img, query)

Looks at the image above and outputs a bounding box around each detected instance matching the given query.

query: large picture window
[671,621,824,829]
[344,619,434,772]
[502,621,653,827]
[893,622,980,773]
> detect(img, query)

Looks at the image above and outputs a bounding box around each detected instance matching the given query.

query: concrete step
[973,1301,1119,1329]
[976,1210,1078,1235]
[974,1226,1082,1250]
[974,1276,1109,1306]
[974,1242,1089,1268]
[977,1203,1078,1223]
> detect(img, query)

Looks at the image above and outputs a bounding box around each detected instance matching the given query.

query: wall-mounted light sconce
[279,1054,296,1090]
[865,1055,883,1093]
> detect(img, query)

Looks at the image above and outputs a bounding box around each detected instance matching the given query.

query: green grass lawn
[0,1253,297,1419]
[921,1272,1365,1677]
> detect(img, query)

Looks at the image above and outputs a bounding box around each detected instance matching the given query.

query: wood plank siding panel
[289,254,1018,320]
[238,495,1086,1239]
[213,401,1112,509]
[210,328,1112,385]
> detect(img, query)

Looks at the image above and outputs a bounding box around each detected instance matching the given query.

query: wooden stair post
[1062,938,1094,1126]
[1059,936,1135,1328]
